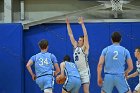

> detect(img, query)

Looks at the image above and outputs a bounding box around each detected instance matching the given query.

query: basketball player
[60,55,81,93]
[26,39,60,93]
[127,47,140,93]
[66,17,90,93]
[97,32,133,93]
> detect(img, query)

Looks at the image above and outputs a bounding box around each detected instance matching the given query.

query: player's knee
[44,88,52,93]
[83,89,89,93]
[127,90,132,93]
[101,90,106,93]
[83,84,89,93]
[133,91,138,93]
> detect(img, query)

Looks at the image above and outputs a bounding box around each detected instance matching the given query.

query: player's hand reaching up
[66,17,70,24]
[78,17,84,24]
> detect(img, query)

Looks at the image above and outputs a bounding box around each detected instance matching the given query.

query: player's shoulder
[120,46,130,52]
[102,46,110,51]
[32,53,40,57]
[69,61,75,65]
[60,61,66,67]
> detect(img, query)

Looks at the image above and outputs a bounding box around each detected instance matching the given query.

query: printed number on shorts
[39,58,48,66]
[113,51,118,60]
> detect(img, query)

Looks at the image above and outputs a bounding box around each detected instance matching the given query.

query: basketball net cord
[111,0,123,11]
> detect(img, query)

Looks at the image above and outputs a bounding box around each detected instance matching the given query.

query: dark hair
[136,47,140,52]
[111,32,122,43]
[63,55,71,62]
[38,39,48,50]
[79,35,84,39]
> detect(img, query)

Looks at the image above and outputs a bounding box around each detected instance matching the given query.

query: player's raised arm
[66,17,77,48]
[78,17,89,54]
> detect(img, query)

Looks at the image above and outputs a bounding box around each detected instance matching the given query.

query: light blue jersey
[63,61,81,93]
[30,52,58,77]
[101,44,131,93]
[65,61,80,78]
[101,44,131,74]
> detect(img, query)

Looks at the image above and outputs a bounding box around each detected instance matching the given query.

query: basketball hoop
[111,0,123,11]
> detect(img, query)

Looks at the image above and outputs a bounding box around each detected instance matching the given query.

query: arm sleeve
[125,49,131,60]
[51,54,58,63]
[101,48,107,57]
[29,55,36,63]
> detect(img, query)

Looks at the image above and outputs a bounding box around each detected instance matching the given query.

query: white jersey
[73,46,89,72]
[136,61,140,82]
[134,61,140,91]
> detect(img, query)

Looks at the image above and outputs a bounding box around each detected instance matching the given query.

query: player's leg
[80,70,90,93]
[44,88,53,93]
[62,77,72,93]
[36,77,44,91]
[133,91,138,93]
[115,74,131,93]
[62,88,69,93]
[71,77,81,93]
[101,90,105,93]
[133,83,140,93]
[43,75,54,93]
[83,83,90,93]
[101,74,114,93]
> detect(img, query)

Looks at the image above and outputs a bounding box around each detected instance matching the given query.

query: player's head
[135,47,140,58]
[111,32,122,43]
[38,39,48,50]
[63,55,71,62]
[78,36,84,47]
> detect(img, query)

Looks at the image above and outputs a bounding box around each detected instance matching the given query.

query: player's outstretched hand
[78,17,84,24]
[66,17,70,24]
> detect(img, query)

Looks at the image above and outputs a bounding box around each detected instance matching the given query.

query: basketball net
[111,0,123,11]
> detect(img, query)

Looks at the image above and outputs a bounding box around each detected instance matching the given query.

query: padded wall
[0,24,23,93]
[23,22,140,93]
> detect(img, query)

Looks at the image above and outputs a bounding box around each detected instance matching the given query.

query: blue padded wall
[1,22,139,93]
[24,22,140,93]
[0,24,23,93]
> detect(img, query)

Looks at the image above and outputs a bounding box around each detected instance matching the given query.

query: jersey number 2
[113,51,118,60]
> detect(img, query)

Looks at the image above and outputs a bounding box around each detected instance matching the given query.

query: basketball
[56,75,66,84]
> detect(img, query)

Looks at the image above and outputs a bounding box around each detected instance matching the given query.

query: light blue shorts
[63,76,81,93]
[36,75,54,91]
[102,74,130,93]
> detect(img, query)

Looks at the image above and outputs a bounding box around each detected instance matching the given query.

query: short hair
[63,55,71,62]
[38,39,48,50]
[111,32,122,43]
[79,35,84,39]
[135,47,140,52]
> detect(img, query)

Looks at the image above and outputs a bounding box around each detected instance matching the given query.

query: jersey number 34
[38,58,49,66]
